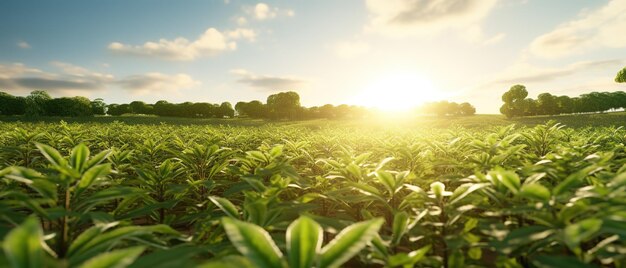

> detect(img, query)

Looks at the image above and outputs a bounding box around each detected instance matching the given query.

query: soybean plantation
[1,119,626,268]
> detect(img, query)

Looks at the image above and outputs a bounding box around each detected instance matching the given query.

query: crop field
[1,118,626,268]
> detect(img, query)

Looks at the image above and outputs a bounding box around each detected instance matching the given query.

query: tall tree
[459,102,476,116]
[616,67,626,83]
[267,91,301,119]
[0,92,26,115]
[500,85,528,118]
[25,90,51,117]
[91,98,107,115]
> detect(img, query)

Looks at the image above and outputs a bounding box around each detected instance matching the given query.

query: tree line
[1,89,477,119]
[419,101,476,116]
[499,66,626,118]
[0,90,105,117]
[500,85,626,118]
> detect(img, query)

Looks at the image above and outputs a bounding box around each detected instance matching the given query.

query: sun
[353,72,443,112]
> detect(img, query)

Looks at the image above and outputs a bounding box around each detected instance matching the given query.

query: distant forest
[0,90,475,119]
[500,67,626,118]
[500,85,626,118]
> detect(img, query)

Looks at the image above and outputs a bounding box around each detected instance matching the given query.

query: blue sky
[1,0,625,113]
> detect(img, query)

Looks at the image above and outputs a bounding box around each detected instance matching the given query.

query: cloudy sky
[1,0,625,113]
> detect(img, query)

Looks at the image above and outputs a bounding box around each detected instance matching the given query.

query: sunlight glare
[353,72,443,112]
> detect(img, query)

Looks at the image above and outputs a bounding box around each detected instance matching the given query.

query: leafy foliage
[1,120,626,267]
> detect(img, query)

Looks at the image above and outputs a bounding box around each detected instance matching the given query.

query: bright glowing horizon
[1,0,625,113]
[352,71,447,111]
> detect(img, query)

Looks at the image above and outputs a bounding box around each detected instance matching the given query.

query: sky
[1,0,625,113]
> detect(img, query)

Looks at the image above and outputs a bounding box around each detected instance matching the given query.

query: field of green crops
[2,118,626,267]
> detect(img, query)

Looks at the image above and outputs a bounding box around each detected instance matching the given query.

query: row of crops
[1,120,626,267]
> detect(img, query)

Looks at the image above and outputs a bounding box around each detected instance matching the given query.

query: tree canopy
[617,67,626,83]
[500,85,626,117]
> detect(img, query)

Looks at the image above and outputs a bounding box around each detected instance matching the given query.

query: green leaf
[2,217,45,268]
[519,183,551,202]
[449,183,488,205]
[495,170,520,194]
[209,196,240,219]
[286,216,323,268]
[76,164,111,196]
[221,217,286,268]
[71,143,90,172]
[319,218,384,268]
[387,245,430,267]
[128,245,206,268]
[563,219,602,251]
[532,255,593,268]
[84,149,112,171]
[198,255,253,268]
[36,143,67,168]
[468,247,482,260]
[391,211,409,245]
[375,171,396,194]
[78,246,145,268]
[68,224,179,266]
[553,171,587,196]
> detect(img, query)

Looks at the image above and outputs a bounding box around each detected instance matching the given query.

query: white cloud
[226,28,257,42]
[17,41,31,49]
[115,73,200,95]
[230,69,306,91]
[463,25,505,45]
[0,62,199,95]
[236,16,248,26]
[108,27,256,61]
[334,41,371,58]
[489,59,626,85]
[530,0,626,58]
[365,0,498,36]
[244,3,295,21]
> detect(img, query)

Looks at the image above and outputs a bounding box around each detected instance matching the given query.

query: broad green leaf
[519,183,551,202]
[198,255,253,268]
[71,143,90,172]
[496,170,520,194]
[128,245,206,268]
[391,211,409,245]
[76,164,111,196]
[221,217,286,268]
[319,218,384,268]
[68,224,179,265]
[563,219,602,251]
[449,183,488,205]
[68,222,120,259]
[449,250,465,268]
[532,255,593,268]
[36,143,67,168]
[209,196,240,219]
[2,217,45,268]
[387,245,430,267]
[553,171,586,196]
[375,171,396,194]
[78,246,145,268]
[286,216,323,268]
[84,149,112,171]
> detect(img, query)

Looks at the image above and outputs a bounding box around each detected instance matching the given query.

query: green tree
[616,67,626,83]
[500,85,528,118]
[0,92,26,115]
[218,102,235,118]
[537,93,558,115]
[24,90,52,117]
[90,98,106,115]
[459,102,476,116]
[267,91,301,119]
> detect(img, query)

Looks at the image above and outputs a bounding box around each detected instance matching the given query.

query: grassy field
[2,114,626,267]
[3,111,626,129]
